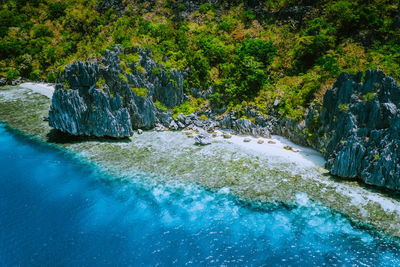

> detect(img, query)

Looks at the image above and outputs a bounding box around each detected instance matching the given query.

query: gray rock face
[11,77,23,86]
[124,46,184,109]
[274,117,308,146]
[219,115,234,129]
[157,110,173,126]
[235,119,254,133]
[0,78,7,86]
[234,118,272,138]
[155,123,167,131]
[49,83,133,138]
[165,113,217,132]
[96,0,125,16]
[49,45,185,138]
[169,120,179,131]
[217,116,272,138]
[314,70,400,190]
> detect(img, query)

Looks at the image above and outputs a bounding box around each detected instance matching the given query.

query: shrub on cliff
[237,38,276,67]
[6,69,19,80]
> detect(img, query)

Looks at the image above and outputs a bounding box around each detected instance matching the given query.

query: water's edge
[2,123,400,265]
[3,120,400,242]
[2,85,400,239]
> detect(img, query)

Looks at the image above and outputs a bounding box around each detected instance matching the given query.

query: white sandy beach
[213,130,326,168]
[20,82,54,98]
[19,82,325,168]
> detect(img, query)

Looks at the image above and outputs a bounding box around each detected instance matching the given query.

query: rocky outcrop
[313,70,400,190]
[175,69,400,192]
[50,80,133,138]
[124,46,184,108]
[49,45,185,138]
[158,113,217,132]
[0,77,26,86]
[223,117,272,138]
[211,70,400,192]
[201,69,399,192]
[96,0,125,16]
[194,130,212,145]
[0,78,7,86]
[168,0,316,28]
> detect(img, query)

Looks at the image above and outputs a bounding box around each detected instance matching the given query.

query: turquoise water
[0,123,400,266]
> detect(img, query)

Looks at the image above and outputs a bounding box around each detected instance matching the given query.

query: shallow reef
[2,85,400,238]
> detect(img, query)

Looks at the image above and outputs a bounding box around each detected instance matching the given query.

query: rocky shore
[47,45,400,193]
[4,83,400,237]
[48,45,303,142]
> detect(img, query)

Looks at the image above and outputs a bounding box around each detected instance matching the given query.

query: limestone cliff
[49,45,185,137]
[313,70,400,190]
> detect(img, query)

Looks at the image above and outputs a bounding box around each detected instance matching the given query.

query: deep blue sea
[0,123,400,266]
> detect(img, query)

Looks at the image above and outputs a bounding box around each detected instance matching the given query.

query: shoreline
[19,82,54,98]
[19,82,326,168]
[213,130,326,168]
[2,122,399,266]
[3,83,400,238]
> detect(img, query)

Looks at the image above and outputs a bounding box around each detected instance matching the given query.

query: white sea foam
[296,192,311,207]
[335,184,400,215]
[5,84,400,237]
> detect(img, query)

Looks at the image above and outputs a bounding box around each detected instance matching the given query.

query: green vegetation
[363,92,376,102]
[199,114,209,120]
[120,61,133,75]
[132,87,148,98]
[6,69,19,80]
[339,103,350,112]
[96,78,106,88]
[1,0,400,119]
[154,100,167,110]
[121,53,139,63]
[118,73,128,82]
[173,101,197,118]
[152,67,162,76]
[198,3,215,14]
[46,72,56,83]
[173,97,206,118]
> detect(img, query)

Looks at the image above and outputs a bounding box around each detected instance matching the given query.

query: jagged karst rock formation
[49,45,185,137]
[49,44,400,192]
[218,115,272,138]
[313,70,400,190]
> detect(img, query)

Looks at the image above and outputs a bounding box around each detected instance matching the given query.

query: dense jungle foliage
[1,0,400,119]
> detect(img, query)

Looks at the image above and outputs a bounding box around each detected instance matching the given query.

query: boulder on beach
[222,132,232,139]
[194,130,212,145]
